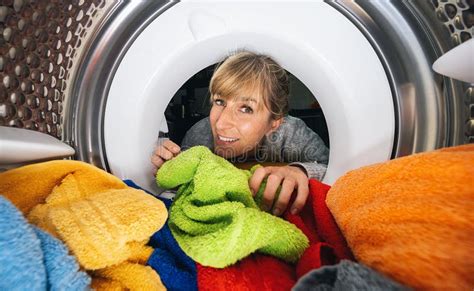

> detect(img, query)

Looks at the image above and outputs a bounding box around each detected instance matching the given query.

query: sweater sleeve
[289,162,327,181]
[282,116,329,181]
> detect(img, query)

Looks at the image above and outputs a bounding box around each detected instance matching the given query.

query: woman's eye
[214,99,225,106]
[239,105,253,114]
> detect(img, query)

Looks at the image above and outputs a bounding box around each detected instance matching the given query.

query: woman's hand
[151,139,181,174]
[249,165,309,216]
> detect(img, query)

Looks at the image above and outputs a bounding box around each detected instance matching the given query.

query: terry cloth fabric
[27,172,167,270]
[34,227,91,290]
[0,160,128,214]
[197,255,296,291]
[125,178,198,291]
[0,161,168,289]
[308,179,354,261]
[90,242,166,290]
[292,260,409,291]
[283,179,353,279]
[326,144,474,290]
[156,146,309,268]
[196,180,353,290]
[148,221,198,291]
[91,261,165,290]
[0,196,90,290]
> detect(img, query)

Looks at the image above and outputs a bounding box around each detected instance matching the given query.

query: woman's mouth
[216,135,239,145]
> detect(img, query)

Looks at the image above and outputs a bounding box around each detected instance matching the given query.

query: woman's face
[209,94,281,159]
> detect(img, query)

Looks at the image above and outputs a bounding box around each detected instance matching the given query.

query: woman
[151,51,329,216]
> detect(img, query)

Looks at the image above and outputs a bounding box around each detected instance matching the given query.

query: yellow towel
[0,160,127,214]
[326,144,474,290]
[92,262,166,291]
[0,160,168,289]
[91,244,166,291]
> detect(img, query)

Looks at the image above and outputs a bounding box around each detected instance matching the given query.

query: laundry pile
[156,146,309,268]
[0,161,168,290]
[152,146,405,290]
[1,144,473,290]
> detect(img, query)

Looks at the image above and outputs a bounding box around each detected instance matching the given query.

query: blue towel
[34,227,91,290]
[0,196,46,290]
[124,180,197,291]
[0,196,90,290]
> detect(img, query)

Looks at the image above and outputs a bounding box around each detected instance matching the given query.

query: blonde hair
[209,51,289,119]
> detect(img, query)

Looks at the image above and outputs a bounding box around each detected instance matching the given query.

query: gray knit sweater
[180,115,329,181]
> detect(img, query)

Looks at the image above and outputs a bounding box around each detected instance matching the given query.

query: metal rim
[328,0,467,157]
[63,0,178,170]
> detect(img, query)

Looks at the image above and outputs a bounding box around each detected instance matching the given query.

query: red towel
[197,255,296,291]
[295,242,337,279]
[197,179,354,290]
[284,179,354,278]
[309,179,354,261]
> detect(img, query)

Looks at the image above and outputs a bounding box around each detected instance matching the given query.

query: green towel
[156,146,309,268]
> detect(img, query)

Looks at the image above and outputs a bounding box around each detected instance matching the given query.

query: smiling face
[209,93,281,159]
[207,51,289,159]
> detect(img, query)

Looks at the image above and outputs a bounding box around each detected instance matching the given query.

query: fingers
[290,176,309,214]
[151,140,181,173]
[157,147,174,161]
[249,166,269,196]
[272,178,296,216]
[151,154,165,168]
[261,173,283,211]
[162,140,181,155]
[155,140,180,160]
[249,166,310,216]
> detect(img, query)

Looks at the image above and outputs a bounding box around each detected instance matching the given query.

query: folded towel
[0,196,90,290]
[326,144,474,290]
[293,260,408,291]
[157,146,309,268]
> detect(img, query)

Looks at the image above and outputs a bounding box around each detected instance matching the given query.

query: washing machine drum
[6,1,466,193]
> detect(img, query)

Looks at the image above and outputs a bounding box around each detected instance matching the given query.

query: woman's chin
[214,145,240,159]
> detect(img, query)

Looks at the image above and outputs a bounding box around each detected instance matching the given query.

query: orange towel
[326,144,474,290]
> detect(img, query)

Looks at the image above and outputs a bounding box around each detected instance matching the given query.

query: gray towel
[293,260,410,291]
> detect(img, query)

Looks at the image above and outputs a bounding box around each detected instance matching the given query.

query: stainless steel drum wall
[328,0,473,152]
[432,0,474,143]
[0,0,111,138]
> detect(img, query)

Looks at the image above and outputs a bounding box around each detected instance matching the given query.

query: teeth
[218,135,238,142]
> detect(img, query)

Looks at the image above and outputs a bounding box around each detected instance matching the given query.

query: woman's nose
[215,106,235,130]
